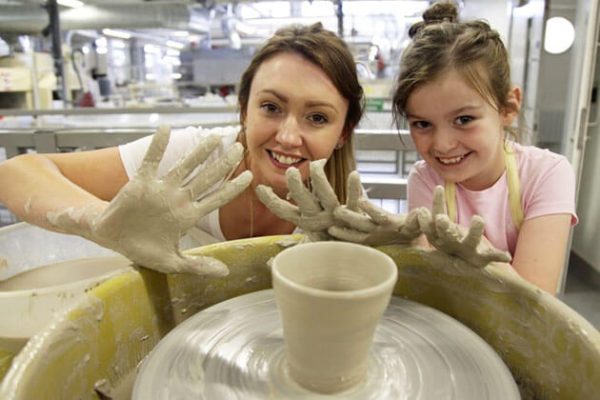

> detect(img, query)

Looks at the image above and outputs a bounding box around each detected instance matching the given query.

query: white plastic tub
[0,223,131,352]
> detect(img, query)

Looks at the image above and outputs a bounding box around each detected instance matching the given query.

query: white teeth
[438,155,465,165]
[271,151,302,165]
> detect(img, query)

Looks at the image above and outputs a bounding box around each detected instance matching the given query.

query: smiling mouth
[436,152,472,165]
[267,150,306,167]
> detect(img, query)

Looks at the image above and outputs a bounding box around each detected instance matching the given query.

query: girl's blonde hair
[393,1,521,141]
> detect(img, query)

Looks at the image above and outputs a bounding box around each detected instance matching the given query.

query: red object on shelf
[76,91,95,108]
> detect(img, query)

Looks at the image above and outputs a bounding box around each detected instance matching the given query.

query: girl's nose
[432,129,458,153]
[276,117,303,148]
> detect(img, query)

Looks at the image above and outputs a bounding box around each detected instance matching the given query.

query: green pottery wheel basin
[1,235,599,399]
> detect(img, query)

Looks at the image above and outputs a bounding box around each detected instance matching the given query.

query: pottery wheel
[133,289,520,399]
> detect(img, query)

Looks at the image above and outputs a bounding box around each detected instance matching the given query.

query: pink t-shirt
[407,142,578,256]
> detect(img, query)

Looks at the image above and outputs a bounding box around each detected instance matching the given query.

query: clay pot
[272,241,397,394]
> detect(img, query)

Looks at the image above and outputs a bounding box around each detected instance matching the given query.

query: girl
[394,2,577,294]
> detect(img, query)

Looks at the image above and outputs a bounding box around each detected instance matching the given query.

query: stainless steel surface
[133,289,519,400]
[0,3,201,34]
[0,106,237,116]
[0,5,46,35]
[0,126,412,150]
[0,125,411,199]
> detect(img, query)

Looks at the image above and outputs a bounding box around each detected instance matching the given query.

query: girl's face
[243,52,349,196]
[406,69,519,190]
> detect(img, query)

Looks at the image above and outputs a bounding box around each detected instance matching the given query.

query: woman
[0,23,365,276]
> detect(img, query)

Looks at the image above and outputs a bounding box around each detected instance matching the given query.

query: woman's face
[406,69,518,190]
[243,52,349,196]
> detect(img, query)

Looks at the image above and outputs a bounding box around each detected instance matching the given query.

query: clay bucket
[0,234,599,399]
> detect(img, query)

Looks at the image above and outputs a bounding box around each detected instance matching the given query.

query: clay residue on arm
[0,147,124,232]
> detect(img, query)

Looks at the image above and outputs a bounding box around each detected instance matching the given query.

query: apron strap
[444,180,457,223]
[504,142,524,230]
[444,142,523,229]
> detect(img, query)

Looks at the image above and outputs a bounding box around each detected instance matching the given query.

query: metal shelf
[0,128,412,209]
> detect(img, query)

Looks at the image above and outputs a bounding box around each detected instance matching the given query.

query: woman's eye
[455,115,474,125]
[309,113,328,125]
[260,102,279,114]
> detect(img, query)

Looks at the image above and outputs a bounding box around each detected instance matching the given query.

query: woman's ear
[335,127,350,150]
[502,86,522,125]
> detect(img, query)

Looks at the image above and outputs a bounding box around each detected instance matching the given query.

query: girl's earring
[335,143,344,150]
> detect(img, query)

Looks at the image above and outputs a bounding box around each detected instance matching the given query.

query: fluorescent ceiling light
[102,29,132,40]
[144,44,160,54]
[166,40,185,50]
[57,0,84,8]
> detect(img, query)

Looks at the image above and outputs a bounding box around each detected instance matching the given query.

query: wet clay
[0,256,132,291]
[133,289,520,400]
[272,242,398,394]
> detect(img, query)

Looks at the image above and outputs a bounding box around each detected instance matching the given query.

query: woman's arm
[0,126,252,275]
[511,213,573,295]
[0,147,128,230]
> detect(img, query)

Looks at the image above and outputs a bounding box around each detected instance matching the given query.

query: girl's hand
[46,126,252,276]
[418,186,512,268]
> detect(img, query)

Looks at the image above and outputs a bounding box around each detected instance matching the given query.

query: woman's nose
[276,117,303,147]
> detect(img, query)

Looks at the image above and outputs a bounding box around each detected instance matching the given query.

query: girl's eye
[308,113,328,125]
[411,120,430,130]
[260,102,280,114]
[455,115,474,125]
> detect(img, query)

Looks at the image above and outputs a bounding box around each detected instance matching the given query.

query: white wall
[463,0,511,41]
[569,0,600,273]
[572,83,600,272]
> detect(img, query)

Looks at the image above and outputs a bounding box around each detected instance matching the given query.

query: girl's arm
[0,147,128,230]
[511,214,573,295]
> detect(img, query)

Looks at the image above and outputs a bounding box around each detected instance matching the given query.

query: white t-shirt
[118,125,240,246]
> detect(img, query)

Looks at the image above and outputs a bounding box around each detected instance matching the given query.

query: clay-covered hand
[47,125,252,276]
[256,159,350,241]
[418,186,512,268]
[328,189,426,245]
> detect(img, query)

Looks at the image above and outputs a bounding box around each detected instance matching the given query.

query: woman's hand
[46,126,252,276]
[256,159,423,244]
